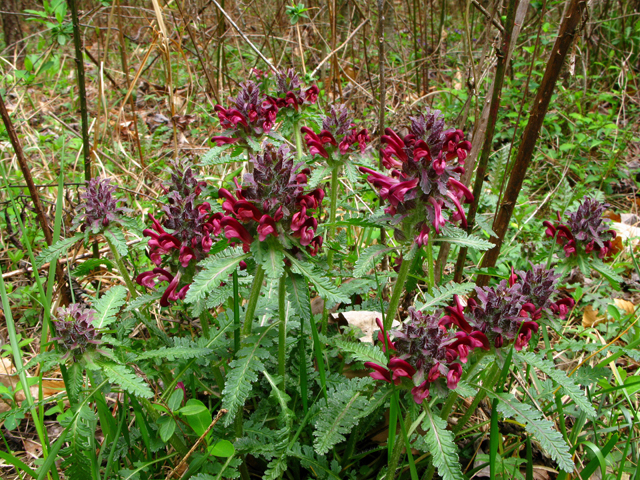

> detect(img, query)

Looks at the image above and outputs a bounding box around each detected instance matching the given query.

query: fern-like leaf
[186,249,249,304]
[58,405,96,479]
[515,351,596,418]
[417,282,475,312]
[104,228,129,256]
[125,291,163,312]
[354,245,395,278]
[434,225,493,251]
[289,444,341,479]
[487,391,574,472]
[92,285,127,329]
[35,233,83,267]
[99,361,153,398]
[137,346,212,361]
[252,239,284,280]
[222,323,277,426]
[422,405,465,480]
[284,254,350,306]
[313,378,373,454]
[286,272,311,320]
[334,340,387,365]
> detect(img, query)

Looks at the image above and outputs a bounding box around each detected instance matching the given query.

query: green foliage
[284,253,350,306]
[58,405,96,478]
[35,233,83,267]
[137,345,212,361]
[252,239,285,280]
[98,361,153,398]
[186,249,250,304]
[435,226,494,251]
[421,406,465,480]
[416,282,475,312]
[354,244,395,278]
[334,339,387,365]
[91,285,127,329]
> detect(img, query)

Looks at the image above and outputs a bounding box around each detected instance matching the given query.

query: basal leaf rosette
[302,104,370,166]
[359,109,472,246]
[365,308,489,404]
[217,143,325,259]
[212,80,279,147]
[136,161,223,307]
[441,264,574,351]
[543,196,616,260]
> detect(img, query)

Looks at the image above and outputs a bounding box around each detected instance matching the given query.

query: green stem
[233,269,240,353]
[384,252,411,331]
[327,165,340,268]
[453,361,501,433]
[439,350,488,421]
[242,264,265,335]
[278,276,287,391]
[387,406,412,480]
[426,238,434,295]
[294,119,303,161]
[105,235,138,299]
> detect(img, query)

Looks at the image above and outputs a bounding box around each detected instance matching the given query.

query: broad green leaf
[209,440,235,457]
[181,399,212,436]
[168,389,183,412]
[157,416,176,443]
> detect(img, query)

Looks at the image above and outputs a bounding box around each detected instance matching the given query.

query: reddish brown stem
[476,0,587,287]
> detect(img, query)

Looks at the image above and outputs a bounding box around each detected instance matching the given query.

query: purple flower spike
[74,177,129,233]
[52,304,101,361]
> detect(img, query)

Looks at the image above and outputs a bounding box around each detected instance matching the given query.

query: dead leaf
[614,298,635,315]
[23,439,42,459]
[171,114,197,132]
[603,210,621,222]
[582,305,607,328]
[145,113,170,133]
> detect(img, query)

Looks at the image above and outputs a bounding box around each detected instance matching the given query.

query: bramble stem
[105,235,138,299]
[278,275,287,391]
[384,253,411,331]
[242,264,265,335]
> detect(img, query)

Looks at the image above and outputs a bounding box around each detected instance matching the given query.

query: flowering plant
[267,68,319,112]
[73,177,129,233]
[52,303,102,361]
[543,196,616,259]
[359,109,472,246]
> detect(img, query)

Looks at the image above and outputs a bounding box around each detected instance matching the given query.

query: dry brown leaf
[23,439,42,459]
[582,305,609,328]
[614,298,635,315]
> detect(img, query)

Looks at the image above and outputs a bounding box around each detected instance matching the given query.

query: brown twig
[164,409,228,480]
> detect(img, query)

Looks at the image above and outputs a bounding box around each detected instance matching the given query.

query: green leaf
[252,239,285,280]
[222,323,277,426]
[91,285,127,329]
[200,145,233,165]
[186,249,250,304]
[284,254,350,306]
[313,378,374,454]
[263,371,293,428]
[209,439,235,457]
[515,351,597,418]
[104,228,128,256]
[486,391,574,472]
[35,233,82,267]
[422,405,464,480]
[168,389,183,412]
[137,346,212,361]
[335,340,387,365]
[591,259,622,289]
[286,272,311,319]
[288,444,341,479]
[435,226,494,251]
[417,282,475,312]
[157,416,176,443]
[308,164,330,188]
[180,399,212,436]
[124,291,163,312]
[354,244,395,278]
[98,361,153,398]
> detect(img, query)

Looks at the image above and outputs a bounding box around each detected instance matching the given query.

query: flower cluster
[137,161,221,307]
[302,104,370,160]
[360,109,472,246]
[52,303,101,360]
[268,68,319,112]
[74,177,129,233]
[543,196,616,259]
[441,264,574,351]
[217,144,325,255]
[365,309,489,404]
[212,80,279,146]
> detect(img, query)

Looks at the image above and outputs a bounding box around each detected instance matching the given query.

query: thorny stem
[384,252,411,331]
[242,264,265,335]
[105,235,138,299]
[278,275,287,391]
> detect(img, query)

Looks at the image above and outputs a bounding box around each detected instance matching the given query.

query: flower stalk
[105,235,138,299]
[384,253,411,331]
[242,264,265,335]
[278,276,287,391]
[327,165,340,268]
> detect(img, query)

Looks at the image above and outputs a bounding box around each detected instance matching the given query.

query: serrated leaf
[252,239,284,280]
[124,291,163,312]
[72,258,114,276]
[289,444,341,479]
[92,285,127,329]
[104,229,128,256]
[286,272,311,320]
[263,371,293,428]
[35,233,83,267]
[308,164,330,188]
[200,145,233,165]
[313,378,373,455]
[137,346,212,361]
[515,351,596,418]
[99,362,153,398]
[417,282,475,312]
[422,405,464,480]
[487,391,574,472]
[284,254,350,306]
[435,225,494,251]
[186,250,250,304]
[591,259,622,289]
[354,245,395,278]
[222,323,277,426]
[335,340,387,365]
